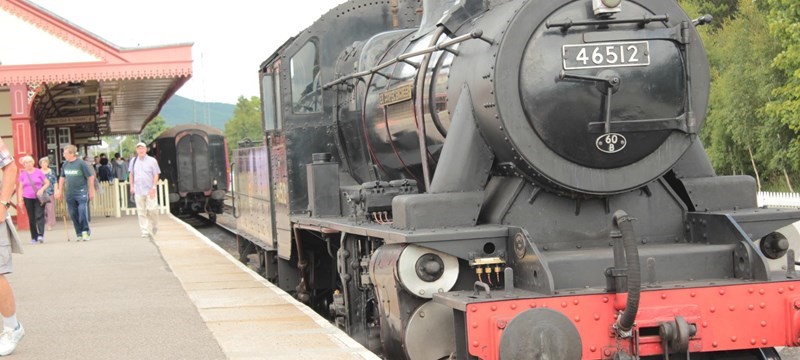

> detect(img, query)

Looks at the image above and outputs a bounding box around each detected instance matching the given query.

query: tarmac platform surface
[6,215,378,360]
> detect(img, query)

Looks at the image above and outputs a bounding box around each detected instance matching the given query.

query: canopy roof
[0,0,193,135]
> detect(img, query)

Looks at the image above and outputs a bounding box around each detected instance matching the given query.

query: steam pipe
[414,25,446,190]
[473,281,491,298]
[613,210,640,334]
[323,30,487,89]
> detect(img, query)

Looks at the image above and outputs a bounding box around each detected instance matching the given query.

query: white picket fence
[55,179,170,218]
[757,191,800,208]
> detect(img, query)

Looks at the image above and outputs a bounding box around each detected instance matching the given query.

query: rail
[55,179,170,219]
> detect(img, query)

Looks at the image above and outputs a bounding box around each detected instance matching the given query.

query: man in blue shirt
[129,142,161,238]
[55,145,95,241]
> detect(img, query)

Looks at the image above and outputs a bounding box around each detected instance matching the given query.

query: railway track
[185,213,240,261]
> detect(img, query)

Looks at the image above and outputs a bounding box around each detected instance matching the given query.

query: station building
[0,0,193,228]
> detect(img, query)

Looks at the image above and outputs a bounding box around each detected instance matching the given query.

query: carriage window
[261,73,277,130]
[290,41,321,113]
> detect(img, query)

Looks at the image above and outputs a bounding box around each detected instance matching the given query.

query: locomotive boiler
[232,0,800,358]
[150,124,228,221]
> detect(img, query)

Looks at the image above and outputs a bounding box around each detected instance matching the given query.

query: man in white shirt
[128,142,161,238]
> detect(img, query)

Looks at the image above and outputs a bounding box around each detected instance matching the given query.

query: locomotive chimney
[416,0,487,37]
[416,0,455,36]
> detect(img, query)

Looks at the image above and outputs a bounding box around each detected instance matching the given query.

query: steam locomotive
[149,124,228,221]
[230,0,800,358]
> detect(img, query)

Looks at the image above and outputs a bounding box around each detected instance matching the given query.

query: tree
[118,136,138,160]
[98,135,128,159]
[224,96,263,155]
[112,116,169,160]
[140,116,168,144]
[699,0,789,190]
[679,0,739,31]
[765,0,800,189]
[676,0,800,190]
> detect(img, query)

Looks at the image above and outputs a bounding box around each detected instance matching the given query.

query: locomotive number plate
[562,41,650,70]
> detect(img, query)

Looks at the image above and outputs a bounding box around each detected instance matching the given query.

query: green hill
[159,95,234,131]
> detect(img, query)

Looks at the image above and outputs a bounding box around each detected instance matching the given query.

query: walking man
[55,145,95,241]
[0,138,25,355]
[129,142,160,238]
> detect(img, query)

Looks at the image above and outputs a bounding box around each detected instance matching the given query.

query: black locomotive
[149,124,228,221]
[230,0,800,359]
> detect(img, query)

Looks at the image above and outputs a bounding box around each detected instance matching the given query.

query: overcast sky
[30,0,343,105]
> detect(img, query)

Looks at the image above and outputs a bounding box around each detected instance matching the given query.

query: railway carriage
[149,124,228,221]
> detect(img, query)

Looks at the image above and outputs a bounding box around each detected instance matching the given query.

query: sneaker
[141,233,149,238]
[81,231,90,242]
[30,239,36,244]
[0,322,25,356]
[37,236,43,244]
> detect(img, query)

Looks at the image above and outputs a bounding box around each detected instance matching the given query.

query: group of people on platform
[18,143,161,243]
[92,152,129,183]
[2,141,162,247]
[0,139,162,356]
[16,150,134,246]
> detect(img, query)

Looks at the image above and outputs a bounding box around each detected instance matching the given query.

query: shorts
[0,232,11,275]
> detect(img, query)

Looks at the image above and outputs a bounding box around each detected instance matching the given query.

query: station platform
[6,215,378,360]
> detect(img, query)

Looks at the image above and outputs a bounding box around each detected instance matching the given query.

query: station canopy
[0,0,193,135]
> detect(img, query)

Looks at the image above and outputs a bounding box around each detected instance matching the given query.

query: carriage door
[176,132,211,193]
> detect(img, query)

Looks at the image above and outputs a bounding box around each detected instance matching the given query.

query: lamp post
[115,135,124,157]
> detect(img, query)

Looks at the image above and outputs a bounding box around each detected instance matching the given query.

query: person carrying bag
[17,156,50,244]
[22,168,51,206]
